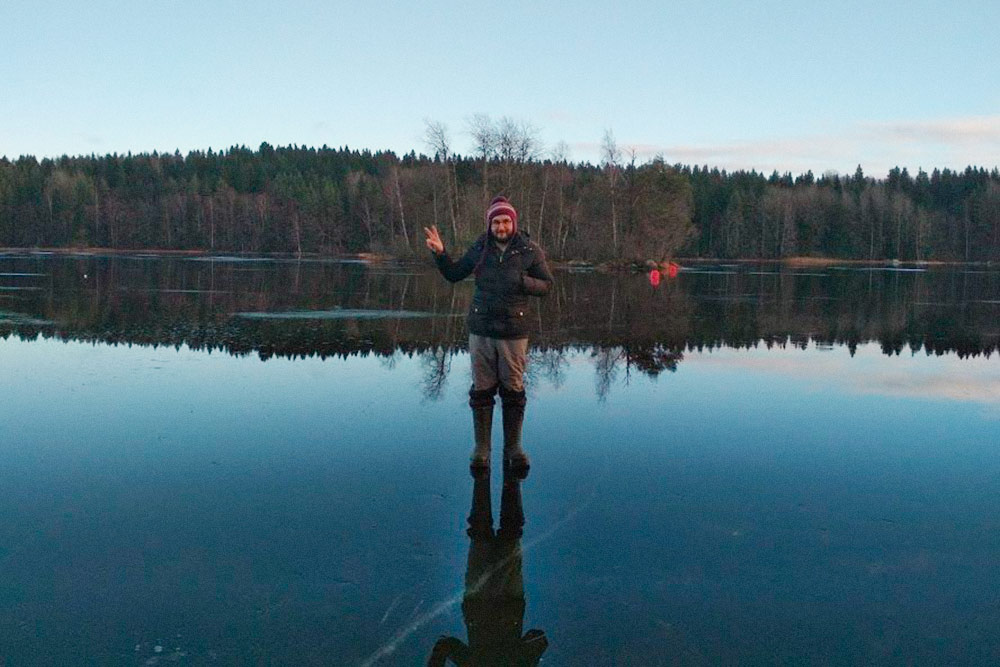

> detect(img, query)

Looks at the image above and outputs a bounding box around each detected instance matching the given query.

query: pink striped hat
[485,196,518,233]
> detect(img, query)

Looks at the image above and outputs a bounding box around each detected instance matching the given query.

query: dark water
[1,253,998,665]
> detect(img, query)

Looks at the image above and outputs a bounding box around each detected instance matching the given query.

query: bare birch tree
[601,128,622,256]
[391,166,410,250]
[467,114,497,206]
[423,119,459,244]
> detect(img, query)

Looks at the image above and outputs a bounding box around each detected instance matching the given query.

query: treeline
[1,121,998,261]
[688,164,1000,262]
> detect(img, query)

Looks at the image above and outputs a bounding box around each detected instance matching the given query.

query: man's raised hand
[424,225,444,255]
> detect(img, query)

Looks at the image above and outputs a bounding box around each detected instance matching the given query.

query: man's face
[490,214,514,241]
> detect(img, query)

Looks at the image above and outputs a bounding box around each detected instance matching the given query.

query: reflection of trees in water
[593,347,621,401]
[1,256,997,395]
[420,346,453,401]
[590,344,685,401]
[527,348,570,390]
[410,343,683,402]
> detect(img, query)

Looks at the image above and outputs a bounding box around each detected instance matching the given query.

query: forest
[1,118,998,262]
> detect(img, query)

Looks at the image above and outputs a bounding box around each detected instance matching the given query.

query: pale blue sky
[2,0,997,175]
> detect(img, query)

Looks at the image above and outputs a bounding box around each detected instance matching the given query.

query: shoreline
[0,246,990,270]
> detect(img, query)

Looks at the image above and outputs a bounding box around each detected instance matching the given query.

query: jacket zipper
[499,246,521,264]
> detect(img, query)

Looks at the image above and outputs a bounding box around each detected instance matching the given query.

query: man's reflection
[428,468,548,666]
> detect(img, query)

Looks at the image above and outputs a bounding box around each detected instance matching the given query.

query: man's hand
[423,225,444,255]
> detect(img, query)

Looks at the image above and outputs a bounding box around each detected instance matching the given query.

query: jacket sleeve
[433,242,481,283]
[521,244,553,297]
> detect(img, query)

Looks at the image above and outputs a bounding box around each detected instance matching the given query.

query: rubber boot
[499,386,529,473]
[469,385,497,470]
[467,467,493,539]
[498,468,525,539]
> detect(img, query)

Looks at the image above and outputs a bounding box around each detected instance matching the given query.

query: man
[424,196,553,471]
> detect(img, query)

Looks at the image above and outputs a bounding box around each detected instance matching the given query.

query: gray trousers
[469,334,528,392]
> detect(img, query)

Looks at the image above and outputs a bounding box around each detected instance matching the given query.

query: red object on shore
[648,269,661,286]
[667,262,679,278]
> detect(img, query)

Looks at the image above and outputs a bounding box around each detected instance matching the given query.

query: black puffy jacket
[433,231,554,339]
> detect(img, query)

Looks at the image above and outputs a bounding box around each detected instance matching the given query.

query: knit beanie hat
[485,196,518,234]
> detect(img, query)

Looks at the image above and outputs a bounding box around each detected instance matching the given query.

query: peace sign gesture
[424,225,444,255]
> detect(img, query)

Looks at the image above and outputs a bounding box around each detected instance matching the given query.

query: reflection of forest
[1,257,997,388]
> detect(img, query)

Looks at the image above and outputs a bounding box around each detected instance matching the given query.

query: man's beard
[492,229,512,242]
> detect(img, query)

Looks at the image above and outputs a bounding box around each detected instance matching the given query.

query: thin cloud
[568,115,1000,175]
[567,141,600,158]
[572,135,852,173]
[866,115,1000,146]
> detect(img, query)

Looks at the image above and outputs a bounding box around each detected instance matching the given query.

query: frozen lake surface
[1,255,998,664]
